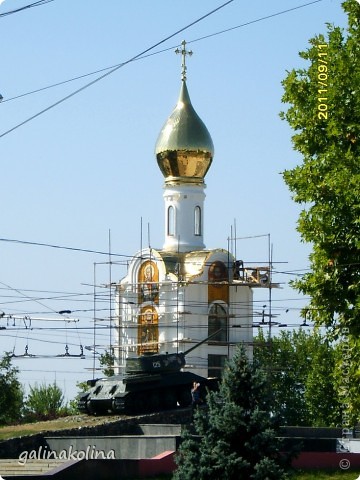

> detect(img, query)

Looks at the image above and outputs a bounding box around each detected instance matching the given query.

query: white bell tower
[155,41,214,253]
[162,183,205,252]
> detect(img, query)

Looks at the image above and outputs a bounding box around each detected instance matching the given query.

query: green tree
[25,382,65,420]
[99,348,115,377]
[304,335,341,426]
[173,346,290,480]
[254,329,341,426]
[280,0,360,422]
[255,329,309,426]
[0,352,24,425]
[69,380,89,413]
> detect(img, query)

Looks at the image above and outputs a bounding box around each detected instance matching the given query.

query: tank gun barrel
[183,328,222,356]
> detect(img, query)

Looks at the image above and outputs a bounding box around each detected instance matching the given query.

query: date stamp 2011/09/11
[317,43,328,120]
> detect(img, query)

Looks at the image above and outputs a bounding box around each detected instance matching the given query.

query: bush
[24,382,66,421]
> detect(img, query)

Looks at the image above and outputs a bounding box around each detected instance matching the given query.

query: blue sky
[0,0,348,401]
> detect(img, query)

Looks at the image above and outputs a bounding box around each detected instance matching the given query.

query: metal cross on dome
[175,40,193,81]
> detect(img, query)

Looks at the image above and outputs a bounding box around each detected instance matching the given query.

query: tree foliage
[25,382,65,420]
[69,380,89,413]
[173,346,290,480]
[254,329,341,427]
[280,0,360,421]
[99,348,115,377]
[0,353,24,425]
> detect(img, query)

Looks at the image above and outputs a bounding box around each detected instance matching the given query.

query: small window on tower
[168,205,175,236]
[194,206,201,236]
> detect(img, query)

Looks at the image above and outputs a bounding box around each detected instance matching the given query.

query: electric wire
[2,0,324,105]
[0,237,311,279]
[0,280,61,315]
[0,0,234,139]
[0,0,54,18]
[189,0,324,45]
[0,286,310,310]
[2,309,320,365]
[0,237,133,257]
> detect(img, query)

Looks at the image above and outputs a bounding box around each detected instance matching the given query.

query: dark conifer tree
[173,346,291,480]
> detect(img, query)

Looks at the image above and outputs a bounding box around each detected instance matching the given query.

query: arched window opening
[167,205,175,236]
[194,206,201,236]
[208,303,228,343]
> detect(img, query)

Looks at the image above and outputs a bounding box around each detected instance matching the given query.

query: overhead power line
[0,280,62,315]
[2,0,324,105]
[0,0,234,139]
[190,0,324,45]
[0,236,294,269]
[0,237,131,257]
[0,0,54,18]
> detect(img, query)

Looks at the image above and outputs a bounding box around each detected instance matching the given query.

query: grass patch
[0,414,124,441]
[0,419,75,440]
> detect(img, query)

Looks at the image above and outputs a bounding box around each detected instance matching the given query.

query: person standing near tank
[191,382,202,412]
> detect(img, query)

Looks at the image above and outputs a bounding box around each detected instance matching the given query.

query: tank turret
[124,329,220,376]
[125,352,185,375]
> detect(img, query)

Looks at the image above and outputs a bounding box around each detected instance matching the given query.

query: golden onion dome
[155,80,214,185]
